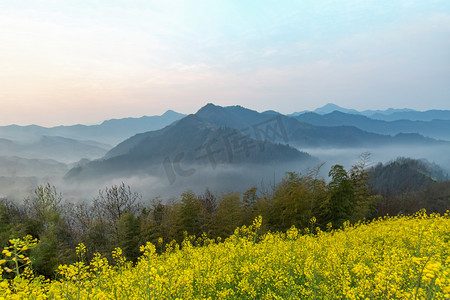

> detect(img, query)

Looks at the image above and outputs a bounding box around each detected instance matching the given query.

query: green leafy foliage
[0,157,448,278]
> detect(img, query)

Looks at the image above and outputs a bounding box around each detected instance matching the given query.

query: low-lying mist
[1,159,316,204]
[300,144,450,178]
[58,160,317,203]
[2,144,449,204]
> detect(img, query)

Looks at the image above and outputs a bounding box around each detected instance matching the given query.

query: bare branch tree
[93,182,141,225]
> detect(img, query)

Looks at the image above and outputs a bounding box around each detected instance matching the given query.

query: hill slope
[369,157,448,196]
[66,112,315,180]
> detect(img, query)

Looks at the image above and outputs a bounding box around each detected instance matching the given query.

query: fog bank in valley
[300,144,450,179]
[2,144,449,205]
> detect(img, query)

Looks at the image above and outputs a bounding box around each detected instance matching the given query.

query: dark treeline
[1,155,449,278]
[369,157,450,216]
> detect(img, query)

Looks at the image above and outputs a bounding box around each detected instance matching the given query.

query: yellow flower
[1,213,449,299]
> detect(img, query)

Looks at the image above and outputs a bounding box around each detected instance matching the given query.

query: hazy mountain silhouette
[0,155,67,178]
[368,110,450,122]
[191,104,445,148]
[66,111,315,180]
[289,103,360,116]
[195,103,271,128]
[0,136,108,162]
[295,111,450,141]
[369,157,448,196]
[65,103,448,181]
[315,103,360,115]
[0,110,185,146]
[290,103,450,122]
[360,108,416,116]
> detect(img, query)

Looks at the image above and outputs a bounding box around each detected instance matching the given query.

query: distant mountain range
[192,104,444,148]
[1,102,450,199]
[0,136,108,162]
[0,155,67,178]
[66,103,447,181]
[295,111,450,141]
[0,110,185,146]
[368,110,450,122]
[290,103,450,122]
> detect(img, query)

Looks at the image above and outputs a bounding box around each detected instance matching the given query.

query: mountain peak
[321,103,342,110]
[196,103,223,114]
[161,110,184,117]
[314,103,360,115]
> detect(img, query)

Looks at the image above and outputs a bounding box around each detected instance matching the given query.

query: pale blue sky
[1,0,449,125]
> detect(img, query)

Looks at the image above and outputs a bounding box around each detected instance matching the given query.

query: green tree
[140,197,166,248]
[326,165,354,228]
[117,212,141,262]
[268,172,324,231]
[349,152,379,220]
[83,219,111,259]
[0,198,26,248]
[177,191,205,239]
[304,164,328,227]
[24,184,62,222]
[213,192,242,238]
[242,187,259,226]
[23,184,74,277]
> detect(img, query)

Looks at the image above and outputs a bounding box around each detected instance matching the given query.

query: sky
[1,0,449,126]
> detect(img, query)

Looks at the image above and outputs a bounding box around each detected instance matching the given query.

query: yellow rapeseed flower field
[1,211,449,299]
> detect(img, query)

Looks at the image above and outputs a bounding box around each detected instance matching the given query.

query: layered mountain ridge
[65,103,447,181]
